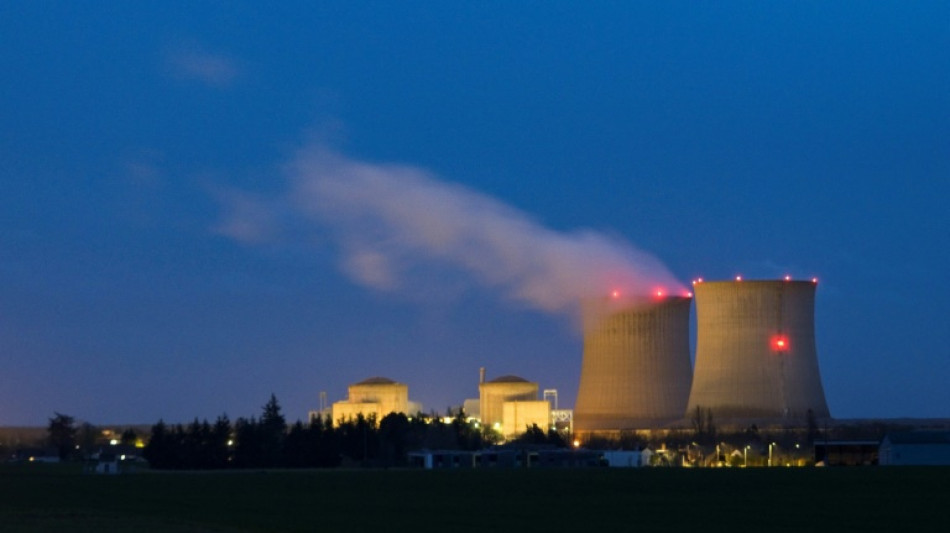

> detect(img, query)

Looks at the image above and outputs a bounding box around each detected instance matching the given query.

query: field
[1,464,947,532]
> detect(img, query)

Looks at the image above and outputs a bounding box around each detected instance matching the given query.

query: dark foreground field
[1,465,947,532]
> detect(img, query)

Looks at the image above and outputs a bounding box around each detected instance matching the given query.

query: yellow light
[573,440,580,448]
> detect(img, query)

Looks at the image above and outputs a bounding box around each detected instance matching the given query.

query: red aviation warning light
[611,289,620,299]
[654,288,665,298]
[771,335,790,352]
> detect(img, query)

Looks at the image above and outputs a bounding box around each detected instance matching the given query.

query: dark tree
[283,421,313,468]
[120,428,138,446]
[233,416,263,468]
[259,394,287,467]
[450,409,483,450]
[47,413,77,461]
[143,420,171,469]
[209,414,232,469]
[378,413,412,466]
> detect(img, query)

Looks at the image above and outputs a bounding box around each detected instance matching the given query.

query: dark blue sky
[1,2,947,425]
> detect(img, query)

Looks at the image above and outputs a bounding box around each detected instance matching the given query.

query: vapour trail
[218,144,685,319]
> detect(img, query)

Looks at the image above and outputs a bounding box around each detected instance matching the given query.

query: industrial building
[879,431,950,465]
[686,279,831,421]
[574,295,693,432]
[331,376,414,426]
[478,371,549,438]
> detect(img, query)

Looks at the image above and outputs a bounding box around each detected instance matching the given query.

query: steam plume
[219,145,685,318]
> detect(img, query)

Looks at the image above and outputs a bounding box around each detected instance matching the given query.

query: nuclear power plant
[686,279,830,420]
[574,295,693,431]
[315,277,833,439]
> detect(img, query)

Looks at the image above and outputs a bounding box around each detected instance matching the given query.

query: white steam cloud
[218,145,685,318]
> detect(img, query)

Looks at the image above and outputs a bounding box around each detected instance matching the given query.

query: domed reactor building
[574,294,694,433]
[686,279,831,421]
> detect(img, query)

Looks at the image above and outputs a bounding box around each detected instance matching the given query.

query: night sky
[2,2,947,425]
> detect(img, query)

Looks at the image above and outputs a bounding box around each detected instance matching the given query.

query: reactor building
[574,294,694,432]
[331,376,416,426]
[478,371,550,437]
[686,279,831,421]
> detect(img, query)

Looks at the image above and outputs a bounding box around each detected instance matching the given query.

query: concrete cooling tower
[686,279,830,421]
[574,295,693,431]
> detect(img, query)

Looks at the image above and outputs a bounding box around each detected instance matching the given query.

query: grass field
[1,464,947,532]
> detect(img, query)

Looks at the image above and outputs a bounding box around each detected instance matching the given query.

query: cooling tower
[686,279,830,421]
[574,296,693,431]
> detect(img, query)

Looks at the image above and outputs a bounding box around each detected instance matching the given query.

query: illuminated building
[502,401,551,437]
[331,376,410,426]
[478,373,540,436]
[574,295,693,432]
[686,279,830,420]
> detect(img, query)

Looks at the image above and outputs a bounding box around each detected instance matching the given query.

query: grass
[0,463,947,532]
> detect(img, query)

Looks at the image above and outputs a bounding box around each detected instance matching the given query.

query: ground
[0,464,947,531]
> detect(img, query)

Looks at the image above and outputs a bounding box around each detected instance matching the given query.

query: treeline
[143,395,565,470]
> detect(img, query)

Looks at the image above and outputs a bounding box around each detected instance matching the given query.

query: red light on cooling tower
[611,290,620,299]
[771,336,789,351]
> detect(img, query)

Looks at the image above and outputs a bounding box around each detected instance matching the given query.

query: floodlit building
[502,400,551,437]
[686,279,831,421]
[574,295,693,432]
[479,372,540,436]
[331,376,411,426]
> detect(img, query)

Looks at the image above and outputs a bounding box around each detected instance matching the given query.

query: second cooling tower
[686,279,831,420]
[574,296,693,431]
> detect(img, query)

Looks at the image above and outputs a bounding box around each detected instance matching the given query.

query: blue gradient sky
[1,2,947,425]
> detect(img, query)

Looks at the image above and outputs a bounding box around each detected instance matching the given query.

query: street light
[768,442,776,467]
[744,445,750,467]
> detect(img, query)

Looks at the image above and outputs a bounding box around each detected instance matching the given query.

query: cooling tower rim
[583,294,693,308]
[692,279,818,287]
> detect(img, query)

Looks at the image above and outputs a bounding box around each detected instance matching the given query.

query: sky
[1,2,947,426]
